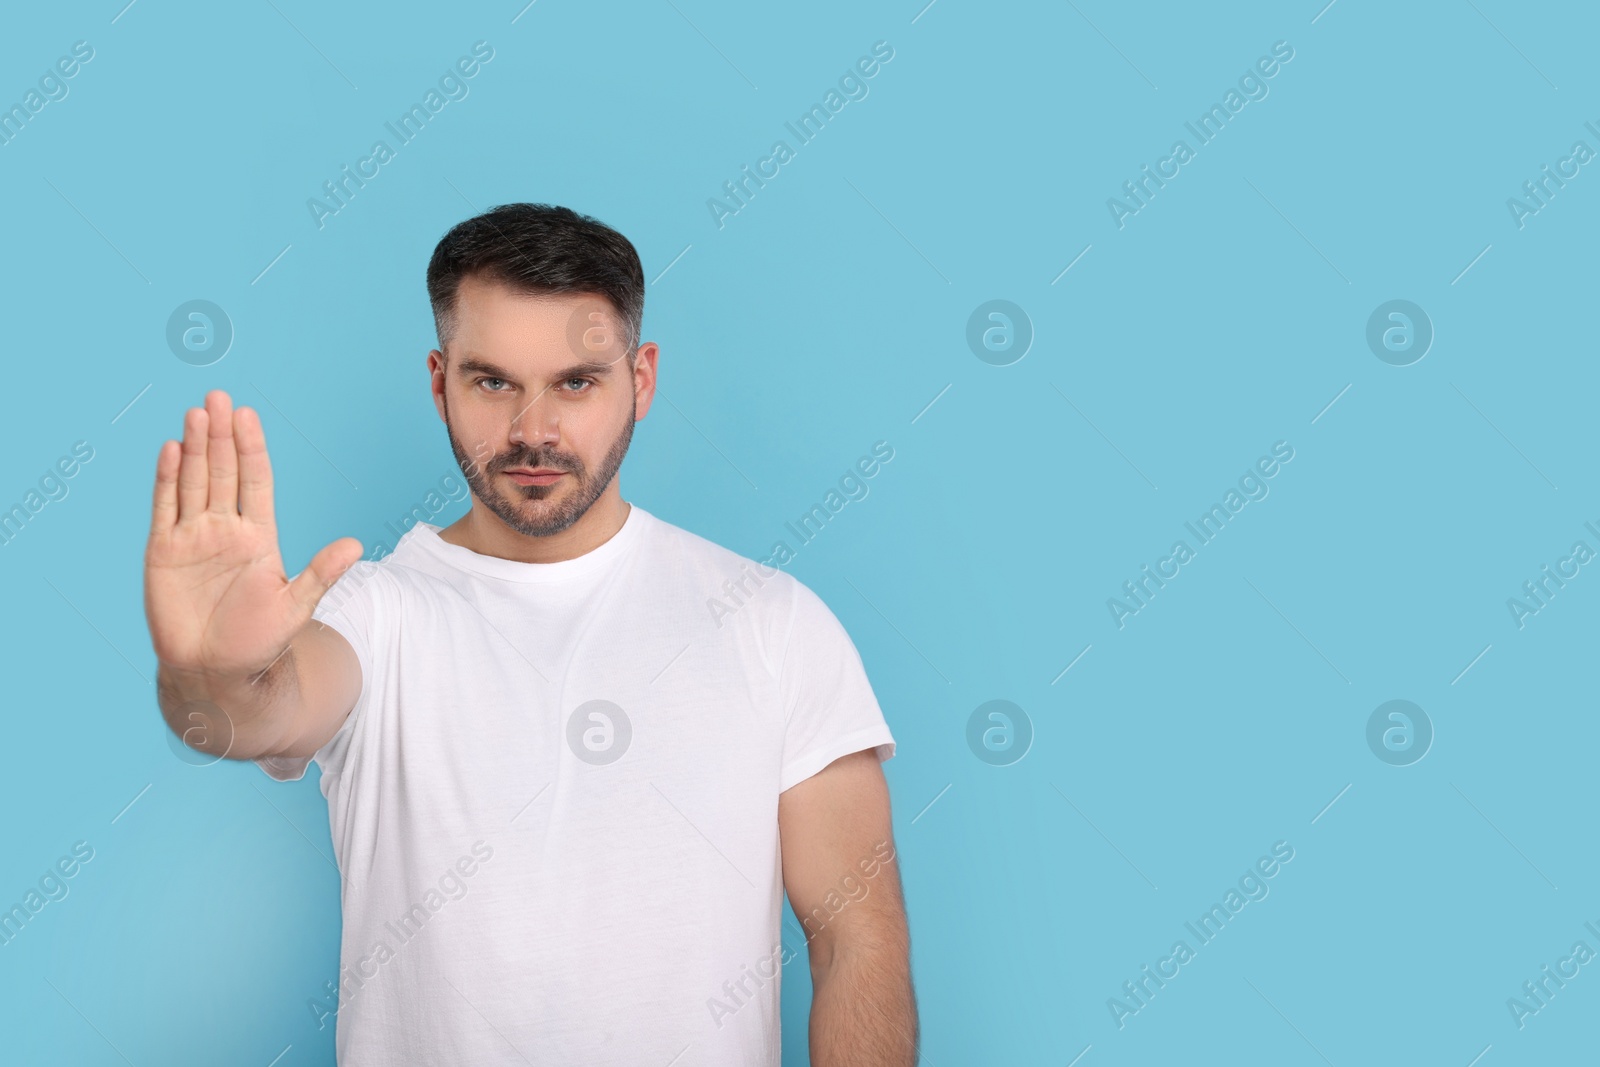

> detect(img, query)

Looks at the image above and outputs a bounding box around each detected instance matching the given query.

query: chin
[507,483,564,502]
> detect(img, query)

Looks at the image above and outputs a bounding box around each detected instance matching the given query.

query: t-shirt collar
[407,502,647,583]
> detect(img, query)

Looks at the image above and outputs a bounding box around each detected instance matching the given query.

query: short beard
[444,391,635,538]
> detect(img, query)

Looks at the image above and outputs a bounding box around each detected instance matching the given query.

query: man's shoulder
[640,510,831,649]
[314,525,440,609]
[644,509,797,584]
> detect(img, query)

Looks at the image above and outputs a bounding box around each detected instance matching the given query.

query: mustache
[491,450,580,473]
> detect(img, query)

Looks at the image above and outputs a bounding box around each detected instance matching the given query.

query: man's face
[430,275,643,537]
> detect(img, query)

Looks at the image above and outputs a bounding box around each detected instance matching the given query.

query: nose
[507,383,561,449]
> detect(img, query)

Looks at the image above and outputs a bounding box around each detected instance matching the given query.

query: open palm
[144,390,362,681]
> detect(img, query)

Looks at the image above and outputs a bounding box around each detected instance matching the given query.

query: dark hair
[426,202,645,357]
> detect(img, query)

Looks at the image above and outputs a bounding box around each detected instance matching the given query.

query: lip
[505,468,566,485]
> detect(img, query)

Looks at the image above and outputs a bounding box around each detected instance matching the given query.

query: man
[144,203,916,1065]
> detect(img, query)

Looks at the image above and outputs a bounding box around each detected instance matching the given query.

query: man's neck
[438,491,631,565]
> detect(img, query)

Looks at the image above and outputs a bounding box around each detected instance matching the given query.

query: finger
[150,439,180,536]
[205,390,239,514]
[235,406,275,528]
[287,537,364,618]
[176,406,209,520]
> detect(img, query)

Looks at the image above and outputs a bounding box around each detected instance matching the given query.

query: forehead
[449,275,625,369]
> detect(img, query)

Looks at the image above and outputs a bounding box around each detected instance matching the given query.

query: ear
[632,342,659,420]
[428,349,448,422]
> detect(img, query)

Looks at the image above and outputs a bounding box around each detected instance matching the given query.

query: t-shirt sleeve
[253,559,385,784]
[777,578,896,793]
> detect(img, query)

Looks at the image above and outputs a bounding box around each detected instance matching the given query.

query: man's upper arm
[779,748,908,972]
[253,558,384,772]
[776,578,896,792]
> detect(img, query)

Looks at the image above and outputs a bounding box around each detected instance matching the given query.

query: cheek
[570,397,624,436]
[450,411,501,463]
[459,395,507,430]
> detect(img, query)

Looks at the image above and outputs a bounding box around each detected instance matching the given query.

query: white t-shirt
[255,503,896,1065]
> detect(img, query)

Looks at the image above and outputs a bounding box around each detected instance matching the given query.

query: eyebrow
[454,356,619,381]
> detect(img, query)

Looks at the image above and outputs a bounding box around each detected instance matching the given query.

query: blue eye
[476,377,509,392]
[563,377,595,393]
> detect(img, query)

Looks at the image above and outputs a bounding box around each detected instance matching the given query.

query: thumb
[288,536,365,617]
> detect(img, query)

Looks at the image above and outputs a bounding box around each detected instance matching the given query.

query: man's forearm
[155,645,299,759]
[808,940,918,1067]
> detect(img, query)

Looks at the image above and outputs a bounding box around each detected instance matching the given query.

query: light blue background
[1,0,1595,1063]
